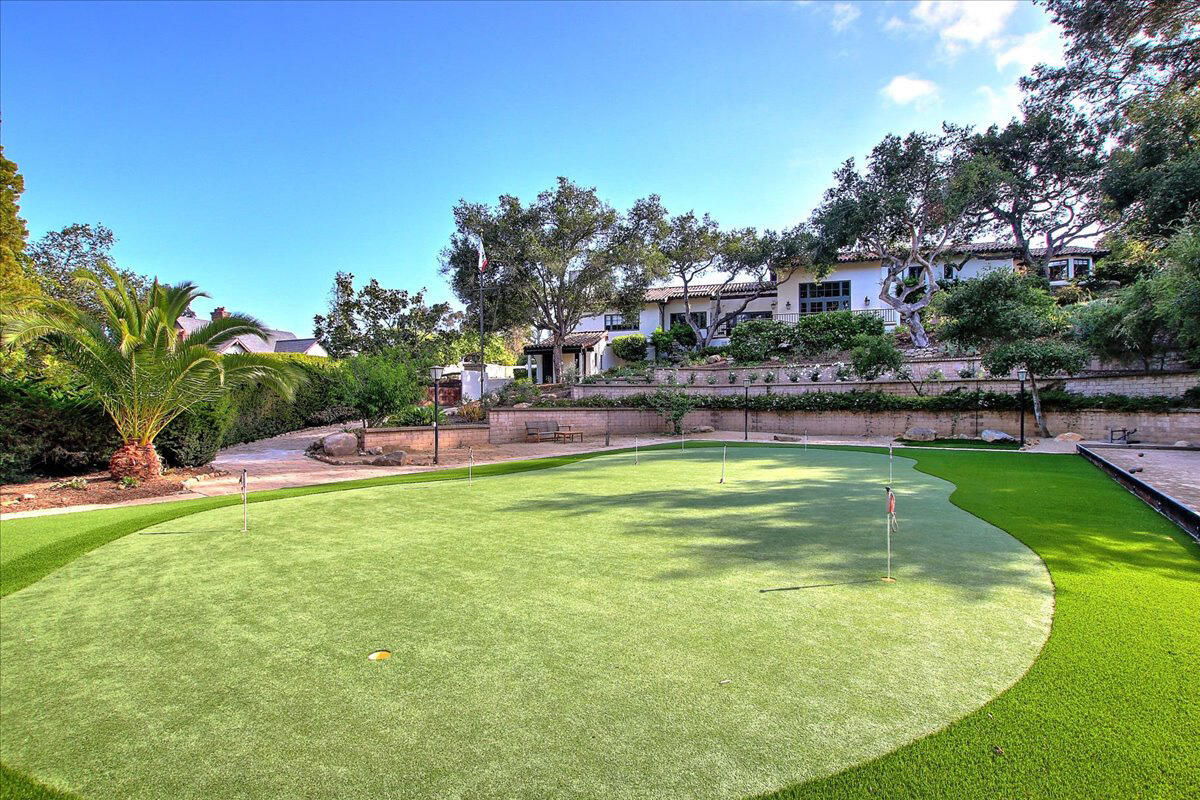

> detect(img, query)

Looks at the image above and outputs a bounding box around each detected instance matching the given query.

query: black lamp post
[430,365,444,464]
[1017,368,1027,447]
[743,376,750,441]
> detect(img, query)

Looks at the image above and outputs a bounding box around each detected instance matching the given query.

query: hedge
[1,355,359,482]
[728,312,885,363]
[523,388,1199,414]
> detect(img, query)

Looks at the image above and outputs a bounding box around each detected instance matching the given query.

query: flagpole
[479,258,486,402]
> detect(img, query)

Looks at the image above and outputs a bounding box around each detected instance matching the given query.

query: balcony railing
[774,307,899,326]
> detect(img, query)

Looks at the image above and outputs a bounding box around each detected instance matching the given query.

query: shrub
[493,379,539,407]
[611,334,648,362]
[849,334,904,381]
[644,387,697,434]
[728,319,792,362]
[344,353,423,425]
[221,356,357,446]
[706,375,718,385]
[528,388,1193,414]
[156,396,236,468]
[728,312,886,364]
[390,405,447,426]
[0,377,121,483]
[458,402,486,423]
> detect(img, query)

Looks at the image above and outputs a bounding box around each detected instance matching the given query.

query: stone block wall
[489,407,1200,444]
[574,369,1198,401]
[360,424,489,453]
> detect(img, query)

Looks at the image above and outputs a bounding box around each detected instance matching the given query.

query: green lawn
[1,444,1197,799]
[895,438,1022,450]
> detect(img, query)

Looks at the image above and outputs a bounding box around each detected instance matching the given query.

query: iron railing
[773,307,899,326]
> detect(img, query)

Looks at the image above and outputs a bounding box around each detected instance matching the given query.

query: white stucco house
[523,242,1105,382]
[175,307,329,357]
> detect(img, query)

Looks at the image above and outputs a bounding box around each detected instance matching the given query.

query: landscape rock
[773,434,802,442]
[1055,432,1084,442]
[1174,440,1192,447]
[903,426,937,442]
[687,425,715,434]
[513,402,532,409]
[322,432,359,457]
[980,429,1016,443]
[705,355,724,364]
[371,452,407,467]
[367,446,384,456]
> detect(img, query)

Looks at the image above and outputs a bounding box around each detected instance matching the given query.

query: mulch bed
[0,467,221,512]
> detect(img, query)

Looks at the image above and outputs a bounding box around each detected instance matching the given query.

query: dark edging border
[1076,444,1200,542]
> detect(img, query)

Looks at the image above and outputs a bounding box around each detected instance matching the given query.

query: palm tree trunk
[109,442,162,480]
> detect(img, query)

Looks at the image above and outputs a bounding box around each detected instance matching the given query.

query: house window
[1072,258,1092,277]
[669,311,708,330]
[604,313,638,331]
[797,280,851,314]
[1047,259,1070,281]
[716,311,771,336]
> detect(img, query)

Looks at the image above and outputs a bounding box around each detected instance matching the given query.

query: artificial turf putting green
[894,439,1021,450]
[0,447,1053,800]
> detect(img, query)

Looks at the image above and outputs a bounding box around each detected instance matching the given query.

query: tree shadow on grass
[494,460,1048,601]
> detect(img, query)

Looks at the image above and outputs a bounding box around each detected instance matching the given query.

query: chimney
[212,306,230,319]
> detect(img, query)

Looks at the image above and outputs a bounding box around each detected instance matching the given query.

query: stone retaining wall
[489,407,1200,444]
[575,369,1198,400]
[360,424,490,453]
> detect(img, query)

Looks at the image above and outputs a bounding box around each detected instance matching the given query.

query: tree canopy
[810,129,986,347]
[441,177,663,380]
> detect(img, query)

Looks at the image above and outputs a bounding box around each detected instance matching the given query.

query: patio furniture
[1110,427,1139,444]
[554,430,584,443]
[526,420,572,442]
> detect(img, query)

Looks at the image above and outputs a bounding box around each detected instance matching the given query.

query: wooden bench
[526,420,572,442]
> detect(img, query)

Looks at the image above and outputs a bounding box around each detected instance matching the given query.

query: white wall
[453,362,519,401]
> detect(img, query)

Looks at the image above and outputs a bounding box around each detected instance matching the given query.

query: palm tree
[1,266,303,479]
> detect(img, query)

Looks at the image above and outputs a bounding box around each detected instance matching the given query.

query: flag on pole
[477,238,488,273]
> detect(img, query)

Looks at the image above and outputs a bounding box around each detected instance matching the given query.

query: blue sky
[1,1,1063,337]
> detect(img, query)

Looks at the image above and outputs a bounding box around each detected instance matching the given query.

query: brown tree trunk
[552,338,565,385]
[1028,373,1050,438]
[109,442,162,481]
[904,311,931,348]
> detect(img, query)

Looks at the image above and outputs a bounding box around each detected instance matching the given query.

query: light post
[1017,368,1027,447]
[429,365,444,464]
[743,376,750,441]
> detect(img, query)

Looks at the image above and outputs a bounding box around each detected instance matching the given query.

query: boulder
[1055,432,1083,442]
[980,429,1016,443]
[902,426,937,442]
[366,446,384,456]
[773,434,803,442]
[705,355,724,364]
[371,452,407,467]
[687,425,715,434]
[1174,440,1192,447]
[513,402,532,409]
[322,432,359,457]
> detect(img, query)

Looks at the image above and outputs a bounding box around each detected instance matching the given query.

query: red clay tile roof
[523,331,607,352]
[643,281,775,302]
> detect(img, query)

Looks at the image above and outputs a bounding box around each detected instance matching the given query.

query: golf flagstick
[883,486,897,582]
[719,444,726,483]
[468,446,474,485]
[889,443,893,484]
[804,429,808,452]
[241,465,248,534]
[634,435,639,465]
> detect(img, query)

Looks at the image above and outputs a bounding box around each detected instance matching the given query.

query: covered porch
[523,331,607,384]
